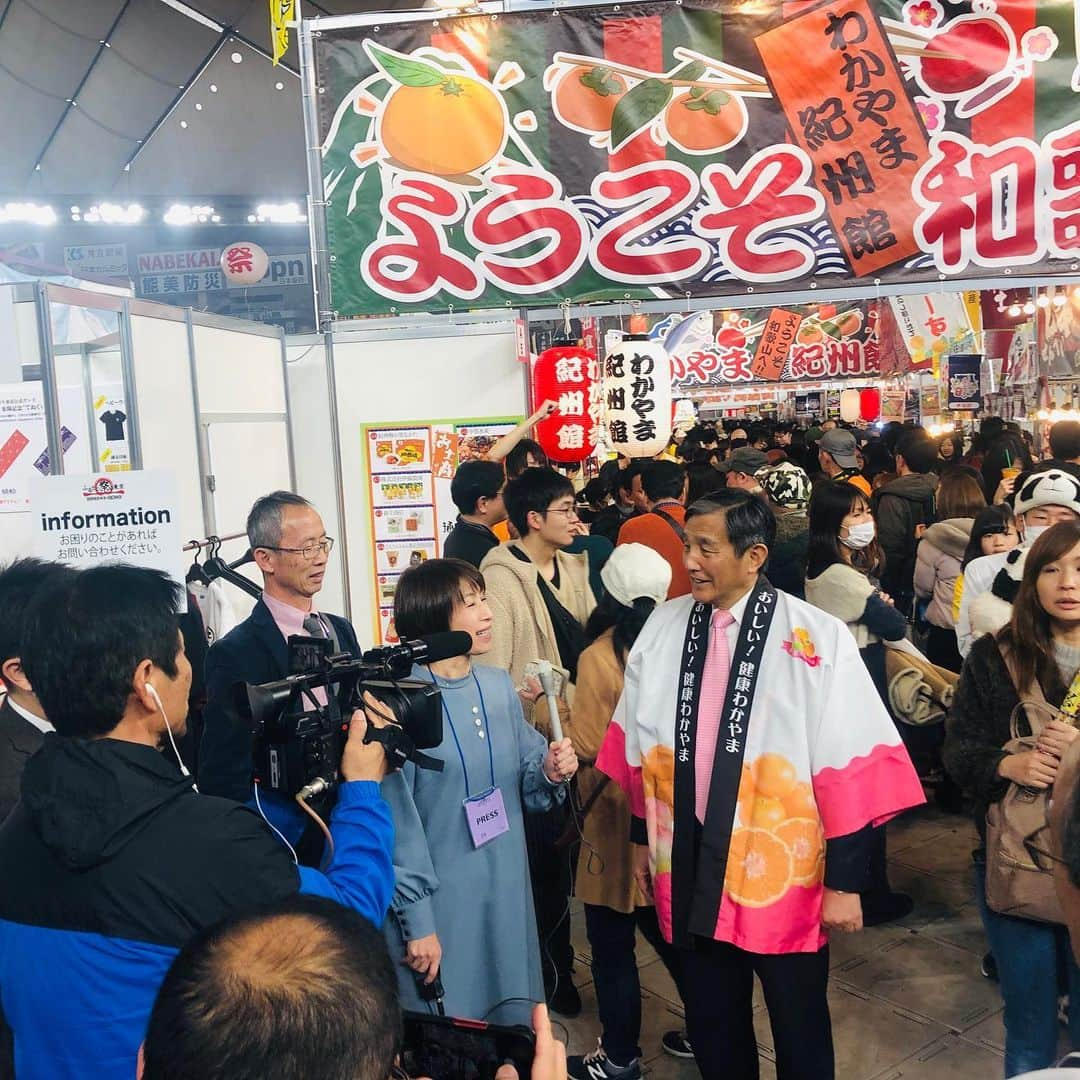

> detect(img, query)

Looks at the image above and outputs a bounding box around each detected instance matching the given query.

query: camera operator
[0,565,394,1080]
[139,894,568,1080]
[199,491,361,854]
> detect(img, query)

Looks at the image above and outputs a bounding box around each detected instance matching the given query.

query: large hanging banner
[315,0,1080,317]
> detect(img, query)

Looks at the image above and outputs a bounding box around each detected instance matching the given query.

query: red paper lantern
[859,387,881,422]
[532,344,599,463]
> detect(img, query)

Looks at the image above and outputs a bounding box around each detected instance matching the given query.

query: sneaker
[549,979,582,1018]
[981,952,998,981]
[661,1030,694,1059]
[567,1041,641,1080]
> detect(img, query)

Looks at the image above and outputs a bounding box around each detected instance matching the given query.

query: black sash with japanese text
[670,578,778,947]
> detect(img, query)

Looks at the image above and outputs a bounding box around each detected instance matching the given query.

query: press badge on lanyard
[433,670,510,849]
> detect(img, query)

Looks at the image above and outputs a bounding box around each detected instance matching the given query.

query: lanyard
[427,668,496,798]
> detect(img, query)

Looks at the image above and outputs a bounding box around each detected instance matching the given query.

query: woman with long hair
[805,480,912,925]
[915,469,987,672]
[566,544,690,1079]
[381,558,578,1027]
[945,522,1080,1076]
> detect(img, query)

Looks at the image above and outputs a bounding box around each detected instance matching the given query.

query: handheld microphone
[534,660,564,745]
[363,631,473,668]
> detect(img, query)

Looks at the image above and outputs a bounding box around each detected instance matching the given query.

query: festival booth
[282,0,1080,640]
[0,280,294,605]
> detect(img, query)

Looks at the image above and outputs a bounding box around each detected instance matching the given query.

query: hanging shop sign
[603,335,672,457]
[315,0,1080,317]
[532,344,601,462]
[64,244,128,278]
[888,292,976,371]
[31,469,184,590]
[653,300,885,390]
[362,417,520,644]
[137,248,223,297]
[947,353,983,410]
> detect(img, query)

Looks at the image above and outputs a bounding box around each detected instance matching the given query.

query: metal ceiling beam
[28,0,133,179]
[0,0,15,36]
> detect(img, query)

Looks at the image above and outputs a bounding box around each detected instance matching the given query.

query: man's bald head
[141,895,400,1080]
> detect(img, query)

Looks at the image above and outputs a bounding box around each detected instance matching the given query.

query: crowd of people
[7,410,1080,1078]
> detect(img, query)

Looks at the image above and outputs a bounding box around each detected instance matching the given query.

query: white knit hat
[1013,468,1080,518]
[600,543,672,608]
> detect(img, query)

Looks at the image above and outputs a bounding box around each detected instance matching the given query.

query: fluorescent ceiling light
[164,203,215,226]
[85,202,145,225]
[0,202,57,226]
[255,201,306,224]
[155,0,224,32]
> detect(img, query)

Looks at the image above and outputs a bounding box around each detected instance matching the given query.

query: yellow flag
[270,0,295,65]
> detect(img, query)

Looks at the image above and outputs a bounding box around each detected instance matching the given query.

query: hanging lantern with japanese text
[532,344,601,463]
[220,241,269,286]
[604,334,673,458]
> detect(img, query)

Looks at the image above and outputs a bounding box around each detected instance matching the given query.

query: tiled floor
[555,803,1047,1079]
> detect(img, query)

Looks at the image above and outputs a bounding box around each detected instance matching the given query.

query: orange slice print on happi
[780,781,817,820]
[724,827,793,908]
[643,744,675,807]
[752,753,798,800]
[774,817,825,887]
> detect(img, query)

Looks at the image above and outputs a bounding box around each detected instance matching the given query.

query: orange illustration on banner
[755,0,929,276]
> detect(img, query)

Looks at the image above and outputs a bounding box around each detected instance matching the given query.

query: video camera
[237,631,472,799]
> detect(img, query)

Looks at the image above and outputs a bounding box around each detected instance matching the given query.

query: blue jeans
[974,856,1080,1076]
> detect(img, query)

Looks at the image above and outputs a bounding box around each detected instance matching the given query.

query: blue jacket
[0,735,393,1079]
[199,598,362,844]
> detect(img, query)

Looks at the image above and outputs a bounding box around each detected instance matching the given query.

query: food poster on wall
[888,293,976,374]
[315,0,1080,317]
[363,417,520,644]
[947,353,983,411]
[93,384,130,472]
[0,383,45,512]
[880,388,906,422]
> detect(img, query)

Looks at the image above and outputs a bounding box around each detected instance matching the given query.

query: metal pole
[299,14,334,334]
[185,308,216,536]
[80,345,101,470]
[33,282,64,476]
[118,298,144,470]
[323,331,353,619]
[280,325,298,491]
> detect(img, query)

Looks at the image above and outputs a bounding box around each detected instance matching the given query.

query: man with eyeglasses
[479,467,597,1018]
[199,491,362,860]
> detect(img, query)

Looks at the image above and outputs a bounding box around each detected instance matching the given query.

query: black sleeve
[630,814,648,845]
[198,643,256,801]
[860,592,909,641]
[824,824,874,892]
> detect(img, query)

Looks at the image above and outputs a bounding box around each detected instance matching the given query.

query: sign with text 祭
[362,417,519,643]
[948,353,983,410]
[64,244,128,278]
[0,383,44,513]
[314,0,1080,316]
[31,470,185,590]
[654,300,883,390]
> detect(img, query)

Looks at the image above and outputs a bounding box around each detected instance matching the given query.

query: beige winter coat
[477,541,596,735]
[913,518,973,629]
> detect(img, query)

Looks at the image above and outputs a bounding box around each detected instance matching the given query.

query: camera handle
[412,969,446,1016]
[364,722,445,773]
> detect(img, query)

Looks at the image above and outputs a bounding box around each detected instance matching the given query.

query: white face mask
[841,521,876,550]
[1023,523,1050,545]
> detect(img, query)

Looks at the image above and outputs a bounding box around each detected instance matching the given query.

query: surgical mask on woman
[840,521,876,550]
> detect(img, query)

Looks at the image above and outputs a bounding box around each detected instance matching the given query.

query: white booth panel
[130,313,206,546]
[331,324,527,641]
[286,340,345,616]
[193,326,286,414]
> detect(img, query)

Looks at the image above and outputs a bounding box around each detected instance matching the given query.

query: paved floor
[556,802,1055,1079]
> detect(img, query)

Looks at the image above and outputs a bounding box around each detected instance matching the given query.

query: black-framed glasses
[545,505,580,520]
[1023,823,1067,872]
[260,537,335,561]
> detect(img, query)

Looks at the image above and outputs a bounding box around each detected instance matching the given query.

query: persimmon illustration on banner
[314,0,1080,317]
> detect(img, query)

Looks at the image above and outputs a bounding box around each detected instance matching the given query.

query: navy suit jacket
[198,598,361,804]
[0,698,46,824]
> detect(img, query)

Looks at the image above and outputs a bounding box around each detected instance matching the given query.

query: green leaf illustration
[610,77,673,152]
[579,65,623,97]
[674,59,707,82]
[366,43,447,88]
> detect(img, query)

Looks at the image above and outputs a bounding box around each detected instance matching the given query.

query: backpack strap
[651,506,686,542]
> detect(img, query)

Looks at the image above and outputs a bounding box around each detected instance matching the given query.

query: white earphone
[147,683,193,783]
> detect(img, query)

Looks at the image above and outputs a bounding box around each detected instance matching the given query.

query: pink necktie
[695,608,735,823]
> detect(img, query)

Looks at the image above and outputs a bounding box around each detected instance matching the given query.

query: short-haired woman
[383,558,578,1026]
[946,522,1080,1076]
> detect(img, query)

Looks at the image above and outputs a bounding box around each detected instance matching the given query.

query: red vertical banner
[755,0,928,276]
[431,23,491,77]
[751,308,804,380]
